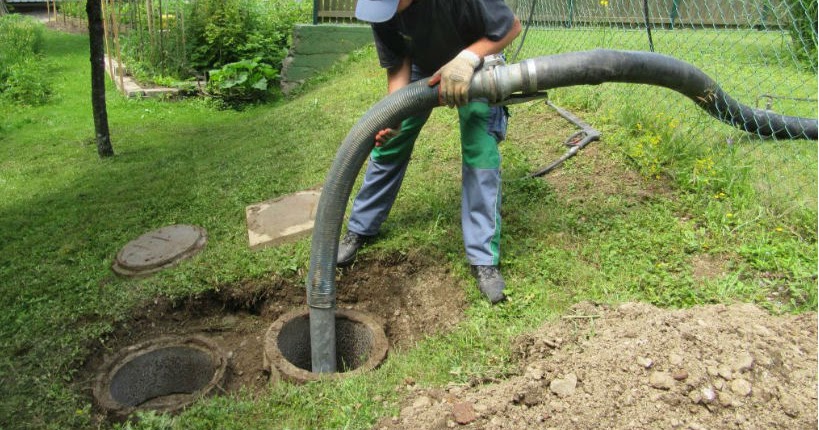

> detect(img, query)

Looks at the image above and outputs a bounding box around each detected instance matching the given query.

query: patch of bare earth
[691,254,731,282]
[543,144,673,205]
[377,302,817,430]
[509,106,672,205]
[80,252,467,423]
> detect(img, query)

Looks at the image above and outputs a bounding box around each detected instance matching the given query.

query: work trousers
[347,66,508,266]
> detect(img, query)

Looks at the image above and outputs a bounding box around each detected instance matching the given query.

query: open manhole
[93,336,227,418]
[264,308,388,383]
[112,224,207,277]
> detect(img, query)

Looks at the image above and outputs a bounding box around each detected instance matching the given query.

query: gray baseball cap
[355,0,400,23]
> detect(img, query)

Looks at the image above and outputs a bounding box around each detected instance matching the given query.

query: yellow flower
[600,0,609,6]
[775,227,784,232]
[726,213,734,218]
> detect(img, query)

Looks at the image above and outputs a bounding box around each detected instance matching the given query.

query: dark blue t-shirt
[371,0,516,76]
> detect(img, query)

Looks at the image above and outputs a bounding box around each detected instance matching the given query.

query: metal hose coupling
[470,58,544,104]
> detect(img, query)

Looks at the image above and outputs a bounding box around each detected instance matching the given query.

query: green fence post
[313,0,319,25]
[670,0,679,29]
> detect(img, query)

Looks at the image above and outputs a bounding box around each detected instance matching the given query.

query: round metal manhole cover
[112,225,207,277]
[93,336,227,418]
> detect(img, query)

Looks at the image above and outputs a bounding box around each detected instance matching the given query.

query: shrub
[0,15,51,106]
[206,57,278,106]
[119,0,310,100]
[0,14,44,66]
[786,0,818,68]
[0,57,52,106]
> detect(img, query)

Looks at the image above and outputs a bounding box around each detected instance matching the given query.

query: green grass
[0,27,816,429]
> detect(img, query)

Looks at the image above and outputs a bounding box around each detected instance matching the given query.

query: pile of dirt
[378,301,817,429]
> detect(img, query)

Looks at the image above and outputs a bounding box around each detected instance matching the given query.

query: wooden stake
[158,0,164,75]
[101,0,115,82]
[110,0,126,93]
[180,2,186,69]
[146,0,155,55]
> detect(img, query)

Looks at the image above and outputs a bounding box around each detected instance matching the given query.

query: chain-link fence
[502,0,817,216]
[315,0,817,217]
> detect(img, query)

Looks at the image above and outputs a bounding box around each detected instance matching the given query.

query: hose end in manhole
[264,308,388,383]
[93,336,227,418]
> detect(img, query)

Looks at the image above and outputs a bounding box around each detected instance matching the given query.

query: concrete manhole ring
[112,224,207,277]
[93,336,227,418]
[264,308,389,383]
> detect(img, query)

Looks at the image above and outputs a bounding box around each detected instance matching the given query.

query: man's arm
[374,56,412,146]
[387,56,412,94]
[430,17,522,106]
[465,17,522,59]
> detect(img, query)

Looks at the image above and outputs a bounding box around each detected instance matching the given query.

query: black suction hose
[306,79,439,373]
[471,50,817,139]
[307,49,817,373]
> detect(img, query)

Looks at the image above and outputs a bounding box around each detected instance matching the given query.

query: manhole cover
[264,308,388,383]
[93,336,227,418]
[112,224,207,277]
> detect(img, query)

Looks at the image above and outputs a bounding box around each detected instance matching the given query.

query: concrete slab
[245,189,322,250]
[112,224,207,277]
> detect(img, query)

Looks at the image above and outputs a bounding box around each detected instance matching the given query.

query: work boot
[337,231,371,267]
[471,265,506,304]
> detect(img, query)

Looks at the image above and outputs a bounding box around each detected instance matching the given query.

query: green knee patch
[459,102,500,169]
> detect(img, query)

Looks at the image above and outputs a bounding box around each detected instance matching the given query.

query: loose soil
[376,301,817,430]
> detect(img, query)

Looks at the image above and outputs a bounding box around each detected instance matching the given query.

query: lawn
[0,28,815,429]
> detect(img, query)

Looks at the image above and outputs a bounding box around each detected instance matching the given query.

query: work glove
[429,50,481,107]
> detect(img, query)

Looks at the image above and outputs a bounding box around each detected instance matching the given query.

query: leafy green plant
[0,57,52,105]
[117,0,309,95]
[0,14,51,106]
[206,58,278,106]
[187,0,250,69]
[0,14,43,66]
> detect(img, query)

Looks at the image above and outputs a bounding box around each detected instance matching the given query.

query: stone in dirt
[452,402,477,424]
[731,352,754,373]
[636,356,654,369]
[671,369,689,381]
[412,396,432,409]
[730,379,752,397]
[549,373,577,397]
[649,371,675,390]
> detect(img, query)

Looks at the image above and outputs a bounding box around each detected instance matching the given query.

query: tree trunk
[86,0,114,157]
[0,0,9,16]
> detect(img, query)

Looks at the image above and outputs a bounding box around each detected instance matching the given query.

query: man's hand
[375,127,399,147]
[429,50,481,107]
